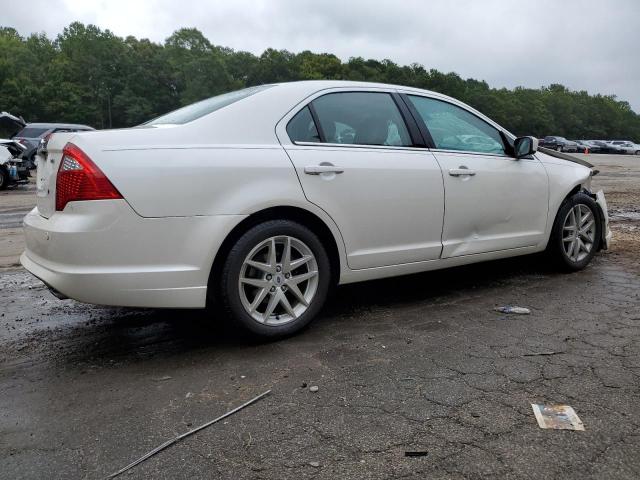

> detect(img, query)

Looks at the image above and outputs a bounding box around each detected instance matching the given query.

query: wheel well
[564,184,582,202]
[207,206,341,303]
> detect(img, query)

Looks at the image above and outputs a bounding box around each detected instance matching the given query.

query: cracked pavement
[1,154,639,479]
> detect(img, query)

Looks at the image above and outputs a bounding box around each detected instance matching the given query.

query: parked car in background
[0,111,26,140]
[588,140,623,154]
[573,140,593,153]
[22,81,611,338]
[13,122,94,168]
[0,139,29,189]
[540,136,578,152]
[608,140,639,155]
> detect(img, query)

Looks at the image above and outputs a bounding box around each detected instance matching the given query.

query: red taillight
[55,143,122,211]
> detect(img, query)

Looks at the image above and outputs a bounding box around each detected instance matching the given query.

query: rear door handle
[304,164,344,175]
[448,167,476,177]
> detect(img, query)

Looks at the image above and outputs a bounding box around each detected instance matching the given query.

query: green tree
[0,22,639,140]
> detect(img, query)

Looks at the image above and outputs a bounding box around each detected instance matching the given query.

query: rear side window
[16,127,50,138]
[407,96,505,155]
[146,85,274,126]
[287,107,320,143]
[311,92,412,147]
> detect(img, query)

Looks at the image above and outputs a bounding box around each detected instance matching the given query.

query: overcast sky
[4,0,640,111]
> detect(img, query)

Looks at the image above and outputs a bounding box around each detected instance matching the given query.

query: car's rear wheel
[556,145,563,152]
[220,220,330,337]
[635,150,640,155]
[548,192,601,271]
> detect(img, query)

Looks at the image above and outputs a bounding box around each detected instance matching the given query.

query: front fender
[538,152,593,247]
[595,190,611,250]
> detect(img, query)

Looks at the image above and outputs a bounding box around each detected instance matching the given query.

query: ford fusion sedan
[21,81,611,337]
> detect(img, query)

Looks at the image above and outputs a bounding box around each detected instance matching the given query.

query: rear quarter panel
[79,144,308,217]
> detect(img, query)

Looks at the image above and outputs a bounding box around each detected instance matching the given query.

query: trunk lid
[0,111,26,138]
[36,132,77,218]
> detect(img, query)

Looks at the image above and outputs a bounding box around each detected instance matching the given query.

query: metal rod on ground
[105,389,271,479]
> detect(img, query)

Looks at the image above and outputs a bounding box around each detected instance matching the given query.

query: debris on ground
[152,376,172,381]
[309,385,319,393]
[531,404,585,431]
[522,351,562,357]
[106,390,271,478]
[405,451,429,457]
[309,461,320,468]
[494,306,531,315]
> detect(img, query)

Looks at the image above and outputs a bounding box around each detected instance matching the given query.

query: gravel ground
[0,154,639,479]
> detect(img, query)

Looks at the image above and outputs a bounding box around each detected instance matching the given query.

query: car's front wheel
[548,192,601,271]
[220,220,331,337]
[556,145,563,152]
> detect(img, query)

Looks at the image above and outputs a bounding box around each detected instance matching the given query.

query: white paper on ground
[531,404,585,431]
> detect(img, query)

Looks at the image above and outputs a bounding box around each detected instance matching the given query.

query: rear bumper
[21,200,246,308]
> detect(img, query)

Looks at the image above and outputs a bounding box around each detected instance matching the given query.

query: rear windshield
[15,127,50,138]
[145,85,274,126]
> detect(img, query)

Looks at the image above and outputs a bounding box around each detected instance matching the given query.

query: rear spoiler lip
[537,146,599,175]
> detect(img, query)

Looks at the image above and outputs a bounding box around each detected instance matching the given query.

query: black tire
[0,167,8,190]
[219,219,331,338]
[635,150,640,156]
[548,192,601,271]
[556,145,563,152]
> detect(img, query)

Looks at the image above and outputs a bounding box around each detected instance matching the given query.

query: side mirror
[514,136,538,158]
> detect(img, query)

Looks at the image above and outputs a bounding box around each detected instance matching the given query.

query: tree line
[1,22,639,141]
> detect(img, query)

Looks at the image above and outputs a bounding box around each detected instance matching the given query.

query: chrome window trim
[291,141,514,159]
[290,141,427,152]
[428,148,512,159]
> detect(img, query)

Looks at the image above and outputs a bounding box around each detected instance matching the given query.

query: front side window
[311,92,412,147]
[407,96,506,155]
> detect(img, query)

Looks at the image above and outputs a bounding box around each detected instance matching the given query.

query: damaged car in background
[0,112,30,189]
[21,81,612,338]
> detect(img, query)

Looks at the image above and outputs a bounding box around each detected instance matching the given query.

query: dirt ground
[0,154,639,479]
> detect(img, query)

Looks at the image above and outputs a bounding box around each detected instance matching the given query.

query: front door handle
[304,164,344,175]
[448,167,476,177]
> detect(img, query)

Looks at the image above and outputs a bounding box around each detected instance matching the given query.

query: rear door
[404,94,548,258]
[279,90,445,270]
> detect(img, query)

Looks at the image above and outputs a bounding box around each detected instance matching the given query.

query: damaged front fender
[594,189,612,250]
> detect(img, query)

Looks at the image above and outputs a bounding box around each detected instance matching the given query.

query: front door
[404,94,548,258]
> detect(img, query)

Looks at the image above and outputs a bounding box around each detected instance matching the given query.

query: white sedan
[22,81,611,337]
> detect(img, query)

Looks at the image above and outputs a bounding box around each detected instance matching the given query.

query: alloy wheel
[238,235,319,325]
[562,204,596,263]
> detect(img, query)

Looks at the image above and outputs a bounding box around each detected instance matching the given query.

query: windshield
[145,85,274,126]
